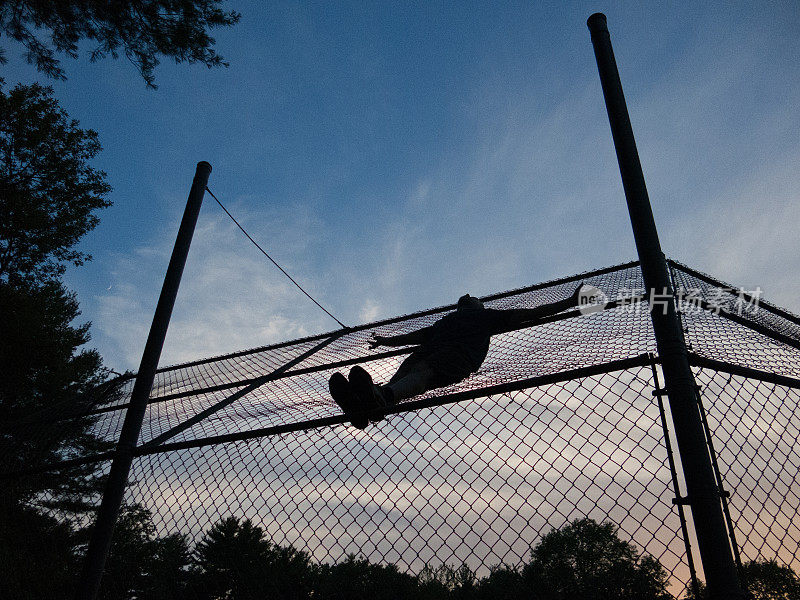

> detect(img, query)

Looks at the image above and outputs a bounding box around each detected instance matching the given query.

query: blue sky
[3,1,800,372]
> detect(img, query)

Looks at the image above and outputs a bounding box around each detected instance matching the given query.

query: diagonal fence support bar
[73,294,646,420]
[134,353,654,456]
[649,354,701,599]
[23,285,784,428]
[694,300,800,352]
[75,162,212,600]
[668,259,800,328]
[1,354,655,477]
[139,332,346,449]
[687,353,800,389]
[14,259,645,427]
[587,14,744,599]
[98,259,642,381]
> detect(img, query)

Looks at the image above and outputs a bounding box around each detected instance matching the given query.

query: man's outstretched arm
[369,326,433,349]
[497,283,584,330]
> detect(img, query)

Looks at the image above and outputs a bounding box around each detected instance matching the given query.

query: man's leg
[384,361,437,403]
[348,351,471,424]
[385,350,473,404]
[346,354,431,425]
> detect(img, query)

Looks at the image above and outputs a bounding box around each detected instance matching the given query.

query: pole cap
[197,161,212,174]
[587,13,608,33]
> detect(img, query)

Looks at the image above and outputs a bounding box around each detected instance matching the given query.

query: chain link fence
[3,260,800,598]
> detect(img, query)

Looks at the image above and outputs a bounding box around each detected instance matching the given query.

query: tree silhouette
[315,554,420,600]
[0,81,115,599]
[473,565,526,600]
[686,559,800,600]
[0,0,240,88]
[185,518,675,600]
[417,563,479,599]
[144,531,194,600]
[192,516,315,600]
[0,83,111,285]
[0,84,112,479]
[96,503,191,600]
[522,518,671,600]
[0,501,78,598]
[743,559,800,600]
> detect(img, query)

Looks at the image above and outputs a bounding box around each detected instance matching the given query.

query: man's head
[457,294,484,311]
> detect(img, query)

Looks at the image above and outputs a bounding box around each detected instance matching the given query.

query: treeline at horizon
[3,500,799,600]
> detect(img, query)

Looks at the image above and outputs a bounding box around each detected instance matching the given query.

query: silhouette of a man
[329,284,585,429]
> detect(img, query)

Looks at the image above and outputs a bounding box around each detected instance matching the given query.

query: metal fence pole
[586,14,744,599]
[75,161,212,600]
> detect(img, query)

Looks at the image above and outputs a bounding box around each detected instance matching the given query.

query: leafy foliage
[521,518,672,600]
[743,559,800,600]
[98,504,192,600]
[0,81,114,597]
[687,559,800,600]
[0,501,78,599]
[0,82,113,507]
[0,280,111,501]
[0,82,111,285]
[145,531,196,600]
[417,563,479,599]
[181,516,676,600]
[0,502,191,600]
[471,565,526,600]
[315,555,420,600]
[191,516,316,600]
[7,504,796,600]
[0,0,240,88]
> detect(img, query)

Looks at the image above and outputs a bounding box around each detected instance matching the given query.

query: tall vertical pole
[586,14,743,600]
[75,162,212,600]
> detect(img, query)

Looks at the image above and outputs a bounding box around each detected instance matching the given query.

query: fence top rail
[10,260,645,425]
[110,259,642,379]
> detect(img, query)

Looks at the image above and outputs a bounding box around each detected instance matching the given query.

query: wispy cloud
[631,23,800,313]
[95,201,338,371]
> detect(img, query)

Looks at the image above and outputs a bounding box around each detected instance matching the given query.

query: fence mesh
[3,260,800,598]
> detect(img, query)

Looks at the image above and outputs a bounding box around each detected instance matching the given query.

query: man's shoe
[348,365,387,421]
[329,372,368,430]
